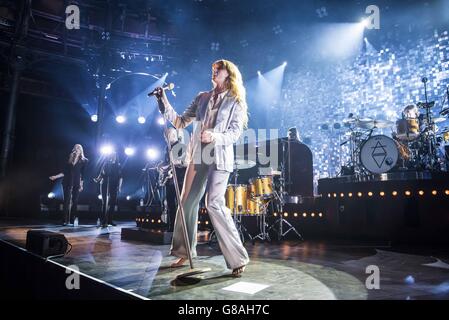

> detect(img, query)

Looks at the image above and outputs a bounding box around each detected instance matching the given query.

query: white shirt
[203,90,228,130]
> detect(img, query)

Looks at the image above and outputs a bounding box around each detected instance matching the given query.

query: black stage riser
[318,175,449,243]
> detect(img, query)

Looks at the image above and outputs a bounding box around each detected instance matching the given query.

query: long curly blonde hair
[212,59,249,128]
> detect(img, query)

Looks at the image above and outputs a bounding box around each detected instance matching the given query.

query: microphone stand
[161,117,211,280]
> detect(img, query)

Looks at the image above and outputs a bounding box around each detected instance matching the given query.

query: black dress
[99,161,122,225]
[62,159,87,224]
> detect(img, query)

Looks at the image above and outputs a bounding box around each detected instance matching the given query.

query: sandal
[170,257,187,268]
[232,265,246,277]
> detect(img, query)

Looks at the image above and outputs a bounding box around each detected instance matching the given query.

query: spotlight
[124,147,135,156]
[368,192,373,197]
[405,191,411,196]
[333,193,337,198]
[282,61,287,66]
[418,190,424,196]
[157,219,161,224]
[116,115,126,123]
[302,213,307,218]
[273,212,278,217]
[98,194,102,200]
[126,195,131,201]
[327,193,331,198]
[91,114,98,122]
[392,191,398,196]
[318,213,323,217]
[294,213,298,217]
[340,193,344,198]
[380,191,385,197]
[151,219,155,223]
[445,190,449,195]
[205,221,209,225]
[348,192,353,197]
[146,148,159,160]
[311,213,315,217]
[100,144,114,156]
[157,117,166,126]
[357,192,362,197]
[257,71,261,76]
[48,192,55,199]
[432,190,437,196]
[283,212,288,217]
[138,116,146,124]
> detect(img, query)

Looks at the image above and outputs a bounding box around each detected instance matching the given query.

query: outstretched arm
[155,88,200,129]
[49,173,64,181]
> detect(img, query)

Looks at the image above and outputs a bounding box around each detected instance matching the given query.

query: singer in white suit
[153,59,249,276]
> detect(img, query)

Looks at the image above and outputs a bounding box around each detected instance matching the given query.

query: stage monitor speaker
[26,230,68,257]
[259,138,314,197]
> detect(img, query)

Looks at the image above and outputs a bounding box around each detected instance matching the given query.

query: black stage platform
[318,171,449,243]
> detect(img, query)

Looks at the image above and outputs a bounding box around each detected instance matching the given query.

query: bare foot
[170,257,187,268]
[232,265,246,277]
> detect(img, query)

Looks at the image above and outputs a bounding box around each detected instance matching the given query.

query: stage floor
[1,220,448,300]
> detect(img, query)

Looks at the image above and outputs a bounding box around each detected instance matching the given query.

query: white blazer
[161,90,245,172]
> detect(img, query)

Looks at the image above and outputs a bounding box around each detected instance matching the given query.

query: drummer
[402,104,419,119]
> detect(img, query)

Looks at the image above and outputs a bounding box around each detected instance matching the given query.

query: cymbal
[417,101,435,108]
[233,159,256,170]
[433,117,447,123]
[356,119,394,129]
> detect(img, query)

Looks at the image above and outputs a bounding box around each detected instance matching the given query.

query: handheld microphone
[148,83,175,97]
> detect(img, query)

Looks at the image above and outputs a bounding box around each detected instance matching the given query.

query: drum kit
[341,86,449,176]
[223,159,274,243]
[220,141,303,243]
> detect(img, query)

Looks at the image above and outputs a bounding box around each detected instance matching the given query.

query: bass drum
[360,135,398,174]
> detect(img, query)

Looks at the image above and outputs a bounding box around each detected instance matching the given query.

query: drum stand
[267,190,303,241]
[252,201,271,242]
[267,141,303,241]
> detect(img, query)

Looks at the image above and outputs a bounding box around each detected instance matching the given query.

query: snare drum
[396,118,419,141]
[248,176,273,199]
[225,184,247,214]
